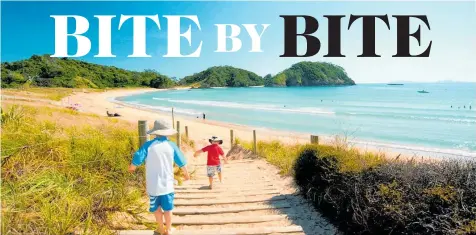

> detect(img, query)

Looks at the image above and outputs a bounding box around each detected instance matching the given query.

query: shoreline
[66,88,475,160]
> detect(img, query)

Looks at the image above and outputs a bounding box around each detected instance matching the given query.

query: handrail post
[253,130,257,154]
[311,135,319,145]
[176,121,181,148]
[138,120,148,146]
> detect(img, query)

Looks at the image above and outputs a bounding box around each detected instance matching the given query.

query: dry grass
[1,87,104,101]
[1,103,190,234]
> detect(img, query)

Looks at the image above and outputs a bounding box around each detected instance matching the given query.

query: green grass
[1,104,189,234]
[235,138,385,176]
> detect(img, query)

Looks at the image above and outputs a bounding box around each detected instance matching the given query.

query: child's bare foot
[209,184,213,190]
[165,227,176,235]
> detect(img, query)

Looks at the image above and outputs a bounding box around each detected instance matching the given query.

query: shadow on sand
[265,193,339,235]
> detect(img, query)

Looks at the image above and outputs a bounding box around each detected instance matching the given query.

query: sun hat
[208,136,223,145]
[147,120,177,136]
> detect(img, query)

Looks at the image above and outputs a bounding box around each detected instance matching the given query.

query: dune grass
[1,104,190,234]
[2,87,77,101]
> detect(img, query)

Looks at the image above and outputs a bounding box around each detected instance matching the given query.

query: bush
[294,145,476,235]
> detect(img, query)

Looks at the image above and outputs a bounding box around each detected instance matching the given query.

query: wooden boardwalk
[117,159,308,235]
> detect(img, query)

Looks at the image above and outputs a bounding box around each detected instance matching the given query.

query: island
[179,66,264,88]
[264,61,355,87]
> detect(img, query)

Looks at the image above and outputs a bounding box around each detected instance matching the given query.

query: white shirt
[131,136,186,196]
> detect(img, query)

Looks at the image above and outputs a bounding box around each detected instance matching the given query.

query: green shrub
[293,145,476,235]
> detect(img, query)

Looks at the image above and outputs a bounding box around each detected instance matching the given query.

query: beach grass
[1,103,189,234]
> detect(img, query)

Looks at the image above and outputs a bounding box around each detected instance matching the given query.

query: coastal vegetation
[1,103,192,234]
[1,55,175,89]
[236,139,476,234]
[179,66,264,88]
[264,61,355,87]
[2,55,355,89]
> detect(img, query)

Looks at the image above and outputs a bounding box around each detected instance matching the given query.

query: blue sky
[1,1,475,83]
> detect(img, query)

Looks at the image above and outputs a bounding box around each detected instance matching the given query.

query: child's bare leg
[208,176,214,189]
[154,208,165,234]
[164,211,172,234]
[218,172,222,183]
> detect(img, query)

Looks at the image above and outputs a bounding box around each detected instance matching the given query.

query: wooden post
[311,135,319,145]
[138,120,148,146]
[172,107,175,128]
[253,130,257,154]
[176,121,181,148]
[230,129,234,147]
[185,126,189,138]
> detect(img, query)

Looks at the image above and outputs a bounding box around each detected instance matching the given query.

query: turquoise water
[118,83,476,157]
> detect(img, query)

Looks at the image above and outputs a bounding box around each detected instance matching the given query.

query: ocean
[117,83,476,158]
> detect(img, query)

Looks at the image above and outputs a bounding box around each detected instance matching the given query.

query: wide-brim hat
[209,136,223,145]
[147,120,177,136]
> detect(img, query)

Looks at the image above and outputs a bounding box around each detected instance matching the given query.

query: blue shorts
[149,192,175,212]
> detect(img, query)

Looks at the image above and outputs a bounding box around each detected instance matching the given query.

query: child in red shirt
[194,136,228,189]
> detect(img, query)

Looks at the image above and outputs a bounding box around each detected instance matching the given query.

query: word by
[50,15,269,58]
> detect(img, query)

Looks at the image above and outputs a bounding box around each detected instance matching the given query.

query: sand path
[116,139,338,235]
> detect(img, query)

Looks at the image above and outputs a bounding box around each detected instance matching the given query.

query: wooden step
[191,160,256,166]
[179,180,275,186]
[175,187,279,194]
[173,203,291,215]
[174,214,288,225]
[191,177,274,181]
[175,183,275,190]
[174,195,286,206]
[118,226,303,235]
[174,190,280,199]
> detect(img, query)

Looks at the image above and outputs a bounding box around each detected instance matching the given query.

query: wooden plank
[175,187,278,194]
[173,203,291,215]
[118,226,303,235]
[174,190,280,199]
[173,214,287,225]
[175,183,275,190]
[191,159,255,166]
[181,179,275,185]
[174,195,286,206]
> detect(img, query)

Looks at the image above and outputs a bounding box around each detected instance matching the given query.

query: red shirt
[202,144,224,166]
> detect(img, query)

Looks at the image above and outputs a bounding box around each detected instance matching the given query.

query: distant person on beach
[202,113,206,120]
[194,136,227,190]
[128,120,190,235]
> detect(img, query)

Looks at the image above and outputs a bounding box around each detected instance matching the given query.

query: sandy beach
[65,88,314,151]
[63,88,475,160]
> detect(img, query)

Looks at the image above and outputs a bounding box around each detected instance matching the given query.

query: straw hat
[147,120,177,136]
[208,136,223,145]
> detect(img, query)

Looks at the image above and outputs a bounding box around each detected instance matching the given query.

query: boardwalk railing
[137,120,320,151]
